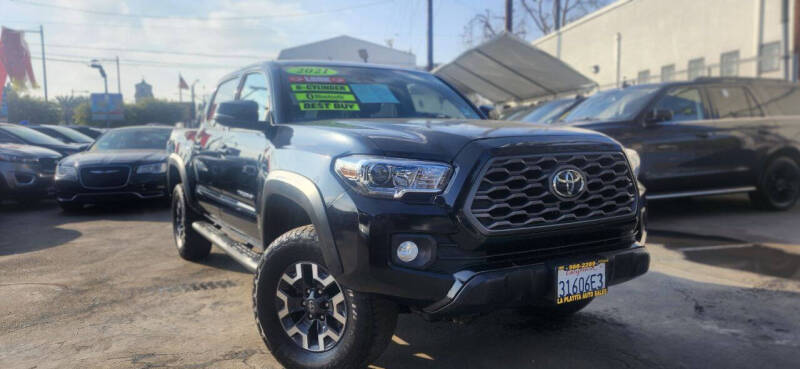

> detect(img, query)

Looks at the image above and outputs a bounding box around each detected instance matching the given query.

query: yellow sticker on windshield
[291,83,351,92]
[299,102,360,111]
[295,92,356,102]
[286,66,338,76]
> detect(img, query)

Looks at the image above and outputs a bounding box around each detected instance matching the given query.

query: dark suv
[559,77,800,210]
[167,61,648,368]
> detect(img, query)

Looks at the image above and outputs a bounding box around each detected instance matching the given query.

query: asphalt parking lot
[1,195,799,369]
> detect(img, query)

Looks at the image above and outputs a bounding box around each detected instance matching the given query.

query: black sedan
[29,124,94,146]
[66,125,104,139]
[55,126,172,211]
[0,123,84,156]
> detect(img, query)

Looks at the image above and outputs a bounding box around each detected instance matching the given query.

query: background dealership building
[532,0,799,90]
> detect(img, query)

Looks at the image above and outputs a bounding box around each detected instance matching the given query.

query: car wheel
[172,184,211,260]
[750,156,800,211]
[521,298,593,318]
[253,225,398,369]
[58,201,84,213]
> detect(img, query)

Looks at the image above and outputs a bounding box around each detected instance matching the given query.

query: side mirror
[644,109,673,125]
[478,105,495,118]
[214,100,260,130]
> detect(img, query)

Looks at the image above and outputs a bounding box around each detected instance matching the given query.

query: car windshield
[277,65,481,123]
[47,126,94,143]
[521,99,578,123]
[1,125,65,146]
[562,87,659,123]
[90,128,171,151]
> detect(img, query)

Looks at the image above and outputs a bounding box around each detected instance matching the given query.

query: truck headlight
[136,162,167,174]
[623,148,641,177]
[55,164,77,180]
[334,155,453,199]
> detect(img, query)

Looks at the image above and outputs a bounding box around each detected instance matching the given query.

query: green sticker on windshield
[286,66,338,76]
[299,102,360,111]
[295,92,356,102]
[291,83,350,92]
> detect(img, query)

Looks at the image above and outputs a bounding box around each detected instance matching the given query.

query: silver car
[0,143,62,204]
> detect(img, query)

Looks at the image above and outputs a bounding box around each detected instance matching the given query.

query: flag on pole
[179,74,189,90]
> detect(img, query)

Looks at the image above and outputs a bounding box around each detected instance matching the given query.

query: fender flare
[167,153,192,202]
[260,170,343,275]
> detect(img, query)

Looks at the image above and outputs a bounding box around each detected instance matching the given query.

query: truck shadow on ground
[372,271,800,369]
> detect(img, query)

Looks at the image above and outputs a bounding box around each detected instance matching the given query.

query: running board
[647,186,757,200]
[191,221,260,273]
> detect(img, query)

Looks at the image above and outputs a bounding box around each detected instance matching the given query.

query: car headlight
[334,155,453,199]
[623,148,641,177]
[136,162,167,174]
[0,153,38,164]
[55,164,77,180]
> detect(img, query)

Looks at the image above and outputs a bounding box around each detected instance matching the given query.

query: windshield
[47,126,94,144]
[90,128,171,151]
[521,99,577,123]
[563,87,659,123]
[277,65,481,123]
[1,125,66,146]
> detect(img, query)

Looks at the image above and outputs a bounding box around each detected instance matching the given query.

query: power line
[32,43,266,60]
[9,0,394,21]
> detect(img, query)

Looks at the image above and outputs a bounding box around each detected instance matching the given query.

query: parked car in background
[55,126,172,211]
[0,123,84,156]
[66,125,104,139]
[558,77,800,210]
[511,96,585,124]
[167,61,648,369]
[28,124,94,146]
[0,143,61,204]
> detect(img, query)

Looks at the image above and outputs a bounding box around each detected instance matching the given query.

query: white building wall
[532,0,795,89]
[278,36,416,68]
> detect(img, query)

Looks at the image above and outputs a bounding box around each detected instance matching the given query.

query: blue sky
[0,0,520,103]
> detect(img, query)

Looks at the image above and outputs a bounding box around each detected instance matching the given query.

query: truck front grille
[79,166,131,188]
[466,152,637,234]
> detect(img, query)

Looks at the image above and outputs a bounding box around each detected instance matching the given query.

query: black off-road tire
[58,201,84,213]
[521,298,593,319]
[172,184,211,261]
[749,156,800,211]
[253,225,398,369]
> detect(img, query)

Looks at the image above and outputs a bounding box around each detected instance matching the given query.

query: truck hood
[0,143,63,159]
[60,149,167,167]
[303,118,620,160]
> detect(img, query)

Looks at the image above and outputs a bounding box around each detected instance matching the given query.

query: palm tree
[55,95,88,125]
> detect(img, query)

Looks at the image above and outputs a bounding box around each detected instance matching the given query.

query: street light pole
[39,25,48,102]
[90,61,109,128]
[116,56,121,94]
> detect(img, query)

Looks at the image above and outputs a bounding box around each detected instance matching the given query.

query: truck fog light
[396,241,419,263]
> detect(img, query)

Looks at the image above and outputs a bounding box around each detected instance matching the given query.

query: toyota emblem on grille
[550,167,586,199]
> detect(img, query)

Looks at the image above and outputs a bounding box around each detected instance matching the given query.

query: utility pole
[39,25,48,102]
[427,0,433,71]
[115,56,121,94]
[505,0,513,32]
[554,0,562,31]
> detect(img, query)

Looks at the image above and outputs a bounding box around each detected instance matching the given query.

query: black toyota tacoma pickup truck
[167,61,648,369]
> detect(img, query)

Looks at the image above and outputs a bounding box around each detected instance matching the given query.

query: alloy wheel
[275,261,347,352]
[766,161,800,206]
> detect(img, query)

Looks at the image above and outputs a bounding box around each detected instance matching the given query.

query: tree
[5,89,60,124]
[461,0,611,46]
[520,0,611,36]
[55,95,88,125]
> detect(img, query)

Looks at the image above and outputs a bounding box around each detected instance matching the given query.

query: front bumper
[56,173,167,204]
[422,244,649,317]
[0,164,55,199]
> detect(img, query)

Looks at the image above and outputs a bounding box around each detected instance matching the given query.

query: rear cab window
[707,85,763,119]
[275,65,480,123]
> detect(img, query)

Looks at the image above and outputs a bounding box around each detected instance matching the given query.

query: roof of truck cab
[216,60,427,85]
